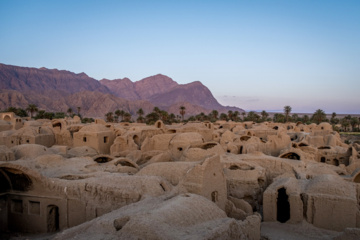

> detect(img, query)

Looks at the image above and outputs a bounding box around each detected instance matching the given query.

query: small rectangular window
[83,137,87,142]
[29,201,40,215]
[104,136,108,143]
[11,199,23,213]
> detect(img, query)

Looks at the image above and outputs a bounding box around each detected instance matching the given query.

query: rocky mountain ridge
[0,63,243,118]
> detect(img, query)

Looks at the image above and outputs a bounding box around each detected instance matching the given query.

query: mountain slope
[100,74,178,100]
[0,63,244,118]
[0,63,109,94]
[148,81,223,110]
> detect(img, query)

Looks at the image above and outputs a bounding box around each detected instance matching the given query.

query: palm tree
[26,104,38,118]
[219,113,228,121]
[247,111,260,122]
[179,106,186,121]
[169,113,176,123]
[67,108,73,117]
[261,110,269,122]
[330,112,339,125]
[340,118,350,132]
[115,109,125,122]
[228,110,233,121]
[123,112,132,122]
[350,117,359,131]
[233,111,240,122]
[105,112,114,122]
[312,109,326,124]
[284,106,292,122]
[292,114,299,122]
[137,108,144,117]
[241,111,246,118]
[211,110,219,120]
[273,113,285,123]
[303,115,310,124]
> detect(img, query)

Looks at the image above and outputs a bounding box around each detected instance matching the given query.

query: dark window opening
[211,191,218,203]
[178,147,183,151]
[320,157,326,163]
[201,143,217,150]
[239,146,243,154]
[104,136,108,143]
[334,159,339,166]
[280,152,300,160]
[83,137,87,142]
[277,188,290,223]
[94,156,112,163]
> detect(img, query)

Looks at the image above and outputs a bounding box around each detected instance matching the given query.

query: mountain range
[0,63,243,118]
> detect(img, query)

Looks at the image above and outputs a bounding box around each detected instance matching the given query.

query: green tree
[241,112,246,121]
[350,117,359,131]
[228,110,233,121]
[179,106,186,121]
[292,114,299,122]
[273,113,285,123]
[123,112,132,122]
[211,110,219,120]
[26,104,38,118]
[6,107,28,117]
[115,109,125,122]
[105,112,114,122]
[219,113,228,121]
[160,110,169,123]
[340,118,350,132]
[77,106,81,116]
[284,106,292,122]
[136,108,145,123]
[54,112,65,119]
[43,112,54,120]
[67,108,73,117]
[145,112,159,124]
[303,115,310,124]
[233,111,240,122]
[244,111,260,122]
[261,110,269,122]
[35,110,45,119]
[330,112,339,125]
[137,108,144,117]
[311,109,326,124]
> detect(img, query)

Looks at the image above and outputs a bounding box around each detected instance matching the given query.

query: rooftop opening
[280,152,300,160]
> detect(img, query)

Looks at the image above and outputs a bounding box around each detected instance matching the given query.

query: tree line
[2,104,359,132]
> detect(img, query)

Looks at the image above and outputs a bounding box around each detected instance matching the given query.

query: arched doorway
[3,115,11,122]
[133,135,140,147]
[354,173,360,183]
[277,188,290,223]
[47,205,59,232]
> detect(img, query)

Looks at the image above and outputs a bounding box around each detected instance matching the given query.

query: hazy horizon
[1,0,359,114]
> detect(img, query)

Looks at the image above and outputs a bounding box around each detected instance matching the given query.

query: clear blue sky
[1,0,359,114]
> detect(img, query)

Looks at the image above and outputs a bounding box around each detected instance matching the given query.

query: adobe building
[73,124,115,154]
[0,117,360,239]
